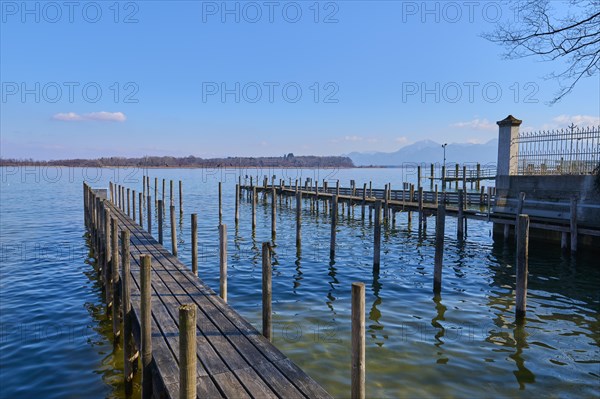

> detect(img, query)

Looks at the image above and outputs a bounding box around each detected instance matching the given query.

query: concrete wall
[494,175,600,226]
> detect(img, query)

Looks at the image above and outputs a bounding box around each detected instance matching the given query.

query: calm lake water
[1,167,598,398]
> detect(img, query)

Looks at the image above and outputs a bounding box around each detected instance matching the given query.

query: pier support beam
[434,201,446,294]
[516,215,529,322]
[262,242,272,341]
[179,304,197,399]
[219,224,228,302]
[351,282,366,399]
[140,255,153,399]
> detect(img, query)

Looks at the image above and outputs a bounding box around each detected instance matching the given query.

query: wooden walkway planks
[107,201,332,399]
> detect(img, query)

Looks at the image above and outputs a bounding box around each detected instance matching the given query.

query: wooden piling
[132,190,136,223]
[373,200,382,272]
[462,165,467,192]
[111,217,121,344]
[191,213,198,275]
[179,304,197,399]
[252,187,257,230]
[570,196,578,253]
[146,195,151,234]
[361,183,367,220]
[218,182,223,223]
[127,188,130,216]
[351,282,366,399]
[418,187,424,229]
[140,254,153,399]
[433,202,445,293]
[330,195,338,259]
[219,224,227,302]
[430,163,434,190]
[157,200,164,244]
[179,180,183,214]
[121,230,133,395]
[109,217,118,313]
[455,164,459,189]
[516,214,529,321]
[441,165,446,190]
[296,191,302,248]
[138,192,143,227]
[457,189,464,240]
[262,242,272,341]
[271,187,277,239]
[170,205,177,257]
[162,178,165,207]
[154,177,158,208]
[235,184,239,226]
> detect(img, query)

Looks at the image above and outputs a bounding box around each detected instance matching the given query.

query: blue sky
[1,0,599,160]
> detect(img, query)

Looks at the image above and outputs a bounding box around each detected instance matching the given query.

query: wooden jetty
[242,179,600,246]
[83,183,332,399]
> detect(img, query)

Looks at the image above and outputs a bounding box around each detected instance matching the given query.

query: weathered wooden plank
[108,202,332,399]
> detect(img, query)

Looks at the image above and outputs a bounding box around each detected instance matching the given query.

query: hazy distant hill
[347,139,498,167]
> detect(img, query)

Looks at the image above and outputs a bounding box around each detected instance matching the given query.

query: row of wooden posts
[88,175,532,399]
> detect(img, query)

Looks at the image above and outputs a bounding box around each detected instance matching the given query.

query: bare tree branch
[484,0,600,104]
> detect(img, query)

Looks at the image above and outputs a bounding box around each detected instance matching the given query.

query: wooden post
[162,178,165,208]
[191,213,198,275]
[262,242,272,341]
[121,230,133,395]
[441,165,446,190]
[219,224,227,302]
[351,282,366,399]
[179,180,183,214]
[169,179,174,206]
[434,202,445,293]
[516,192,526,227]
[252,187,257,230]
[101,203,110,279]
[154,177,158,208]
[361,183,366,220]
[296,191,302,248]
[417,165,421,192]
[383,184,389,222]
[418,186,424,229]
[271,187,277,239]
[157,200,164,244]
[138,192,143,227]
[476,163,481,190]
[455,164,459,189]
[111,218,120,344]
[146,195,151,234]
[127,188,130,216]
[330,195,338,259]
[462,165,467,192]
[132,190,136,222]
[457,189,464,240]
[369,181,372,198]
[235,184,239,226]
[373,200,382,272]
[170,205,178,256]
[430,163,434,190]
[109,217,118,313]
[218,181,223,223]
[570,196,578,253]
[140,255,153,399]
[516,214,529,321]
[179,304,197,399]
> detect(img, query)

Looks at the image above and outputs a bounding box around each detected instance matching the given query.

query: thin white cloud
[451,118,495,131]
[52,111,126,122]
[344,135,364,142]
[530,114,600,131]
[52,112,83,121]
[552,114,600,126]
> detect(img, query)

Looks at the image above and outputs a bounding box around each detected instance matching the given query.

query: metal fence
[515,125,600,175]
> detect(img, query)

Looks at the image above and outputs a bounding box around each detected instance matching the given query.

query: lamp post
[442,143,447,170]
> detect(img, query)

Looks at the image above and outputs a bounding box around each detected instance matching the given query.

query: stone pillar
[496,114,522,183]
[493,115,522,239]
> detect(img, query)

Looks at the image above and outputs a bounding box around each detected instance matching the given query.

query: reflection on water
[1,167,599,399]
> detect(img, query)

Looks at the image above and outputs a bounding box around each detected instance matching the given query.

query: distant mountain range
[347,139,498,167]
